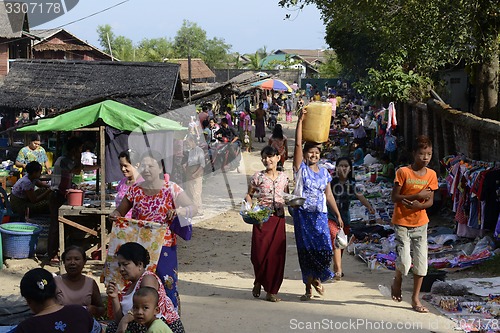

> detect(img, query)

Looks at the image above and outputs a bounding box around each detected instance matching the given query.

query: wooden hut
[0,59,187,163]
[0,3,31,80]
[31,29,114,61]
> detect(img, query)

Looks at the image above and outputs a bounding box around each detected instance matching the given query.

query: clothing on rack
[441,155,500,239]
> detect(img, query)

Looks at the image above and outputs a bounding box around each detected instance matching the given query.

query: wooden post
[433,110,444,165]
[403,104,411,149]
[59,218,65,273]
[422,107,429,137]
[99,126,107,262]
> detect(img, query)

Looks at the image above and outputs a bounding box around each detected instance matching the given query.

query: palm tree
[246,52,262,70]
[256,46,269,59]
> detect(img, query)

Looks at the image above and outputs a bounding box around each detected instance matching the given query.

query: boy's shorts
[393,224,428,276]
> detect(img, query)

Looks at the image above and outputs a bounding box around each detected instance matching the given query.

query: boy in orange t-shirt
[390,135,438,313]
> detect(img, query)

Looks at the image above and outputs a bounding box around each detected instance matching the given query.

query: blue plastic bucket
[0,223,42,259]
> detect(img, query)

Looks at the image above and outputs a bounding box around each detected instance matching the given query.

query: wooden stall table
[58,204,114,271]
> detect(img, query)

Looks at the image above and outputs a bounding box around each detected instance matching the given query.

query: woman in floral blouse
[111,150,196,315]
[245,145,289,302]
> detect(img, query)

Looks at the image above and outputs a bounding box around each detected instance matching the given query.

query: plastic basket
[240,210,272,225]
[0,223,42,258]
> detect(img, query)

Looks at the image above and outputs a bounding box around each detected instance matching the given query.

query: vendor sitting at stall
[47,137,99,266]
[351,139,364,166]
[10,161,51,221]
[376,154,395,182]
[15,134,52,174]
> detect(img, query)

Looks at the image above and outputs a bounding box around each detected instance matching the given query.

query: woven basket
[28,216,50,254]
[0,223,42,258]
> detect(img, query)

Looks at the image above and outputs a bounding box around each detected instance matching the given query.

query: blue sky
[35,0,327,54]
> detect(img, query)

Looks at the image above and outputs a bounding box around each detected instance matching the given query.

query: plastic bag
[335,228,348,249]
[170,215,192,241]
[240,200,251,214]
[471,236,494,255]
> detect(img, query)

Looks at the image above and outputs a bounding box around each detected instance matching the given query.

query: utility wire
[53,0,130,30]
[0,0,130,46]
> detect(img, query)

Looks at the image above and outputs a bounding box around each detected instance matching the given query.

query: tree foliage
[246,52,263,70]
[96,24,115,55]
[172,20,231,69]
[97,24,136,61]
[317,49,342,78]
[96,21,231,68]
[279,0,500,119]
[354,50,432,104]
[136,38,173,62]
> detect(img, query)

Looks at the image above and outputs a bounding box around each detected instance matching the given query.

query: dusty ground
[0,116,483,332]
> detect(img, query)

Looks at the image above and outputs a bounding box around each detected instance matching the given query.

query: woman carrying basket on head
[291,107,343,301]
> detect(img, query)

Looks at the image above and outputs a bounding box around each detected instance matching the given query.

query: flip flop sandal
[266,294,281,302]
[412,304,429,313]
[300,293,312,301]
[252,284,261,298]
[312,281,325,296]
[334,272,344,281]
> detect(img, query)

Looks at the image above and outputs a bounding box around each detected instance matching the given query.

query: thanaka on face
[132,294,159,327]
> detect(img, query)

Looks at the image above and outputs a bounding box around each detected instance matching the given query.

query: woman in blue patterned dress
[292,107,344,301]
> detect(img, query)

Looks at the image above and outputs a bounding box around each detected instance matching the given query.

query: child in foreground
[133,287,173,333]
[390,135,438,313]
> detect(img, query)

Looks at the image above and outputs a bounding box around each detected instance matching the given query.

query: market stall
[17,100,186,263]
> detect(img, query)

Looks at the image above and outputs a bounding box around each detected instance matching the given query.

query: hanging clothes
[441,155,500,238]
[386,102,397,132]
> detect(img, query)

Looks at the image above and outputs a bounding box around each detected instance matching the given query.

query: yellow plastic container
[302,102,332,143]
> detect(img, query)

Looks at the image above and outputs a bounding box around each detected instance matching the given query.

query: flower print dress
[125,182,183,312]
[115,177,143,218]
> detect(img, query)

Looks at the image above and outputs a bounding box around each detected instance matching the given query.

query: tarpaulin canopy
[17,100,185,132]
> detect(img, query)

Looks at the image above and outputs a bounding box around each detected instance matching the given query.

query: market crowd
[11,83,449,333]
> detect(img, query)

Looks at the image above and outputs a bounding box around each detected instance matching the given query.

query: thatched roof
[0,2,29,38]
[0,59,184,115]
[170,58,215,81]
[189,71,272,102]
[34,43,92,51]
[31,29,114,60]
